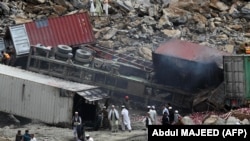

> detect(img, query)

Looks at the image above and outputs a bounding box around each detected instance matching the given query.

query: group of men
[162,104,182,125]
[89,0,109,16]
[15,130,37,141]
[102,104,132,133]
[142,103,182,128]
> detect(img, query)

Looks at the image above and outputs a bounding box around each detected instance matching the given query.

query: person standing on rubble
[95,0,103,16]
[103,0,109,16]
[108,105,119,132]
[89,0,96,16]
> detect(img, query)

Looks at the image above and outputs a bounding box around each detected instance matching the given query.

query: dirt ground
[0,109,151,141]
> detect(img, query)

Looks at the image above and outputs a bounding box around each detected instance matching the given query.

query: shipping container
[152,39,230,92]
[4,12,95,57]
[0,64,108,127]
[223,55,250,107]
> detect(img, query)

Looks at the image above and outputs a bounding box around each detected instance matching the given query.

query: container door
[244,56,250,100]
[223,56,245,100]
[10,25,30,56]
[0,38,5,52]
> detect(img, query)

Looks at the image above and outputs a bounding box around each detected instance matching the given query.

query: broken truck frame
[26,45,198,112]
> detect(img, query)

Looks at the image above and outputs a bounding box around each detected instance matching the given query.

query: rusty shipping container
[25,12,95,47]
[152,39,231,92]
[3,12,95,57]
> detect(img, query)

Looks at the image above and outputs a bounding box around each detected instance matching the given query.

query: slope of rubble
[2,0,250,57]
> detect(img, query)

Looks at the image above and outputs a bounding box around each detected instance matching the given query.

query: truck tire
[75,55,90,63]
[76,49,92,59]
[57,45,72,54]
[55,51,68,59]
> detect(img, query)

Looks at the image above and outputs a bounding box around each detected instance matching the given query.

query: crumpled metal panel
[77,89,109,102]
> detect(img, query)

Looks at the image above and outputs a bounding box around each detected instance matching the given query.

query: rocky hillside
[1,0,250,61]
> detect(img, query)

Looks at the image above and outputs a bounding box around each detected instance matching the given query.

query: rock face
[1,0,250,60]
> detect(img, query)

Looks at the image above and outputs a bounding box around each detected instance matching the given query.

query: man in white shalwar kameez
[90,0,96,16]
[121,105,132,132]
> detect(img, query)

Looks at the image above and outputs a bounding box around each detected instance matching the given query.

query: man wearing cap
[101,106,110,130]
[72,111,82,140]
[108,105,119,132]
[168,106,174,124]
[123,96,131,110]
[151,106,158,125]
[121,105,132,132]
[85,134,94,141]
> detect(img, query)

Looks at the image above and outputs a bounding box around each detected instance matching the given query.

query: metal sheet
[9,25,30,55]
[77,89,109,102]
[24,12,95,47]
[0,64,97,92]
[155,39,230,66]
[0,66,73,124]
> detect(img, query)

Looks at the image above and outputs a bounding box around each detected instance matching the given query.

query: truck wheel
[76,49,92,59]
[57,45,72,54]
[55,51,68,59]
[75,55,90,63]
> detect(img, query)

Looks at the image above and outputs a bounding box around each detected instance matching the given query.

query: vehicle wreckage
[1,12,249,113]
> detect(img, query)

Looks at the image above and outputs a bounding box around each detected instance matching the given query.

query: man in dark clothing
[72,111,82,140]
[162,112,170,125]
[102,106,110,130]
[168,106,174,124]
[15,130,23,141]
[23,130,31,141]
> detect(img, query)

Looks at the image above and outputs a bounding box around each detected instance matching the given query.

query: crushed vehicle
[0,12,249,113]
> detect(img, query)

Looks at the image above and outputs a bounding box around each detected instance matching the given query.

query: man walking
[108,105,119,132]
[121,105,132,132]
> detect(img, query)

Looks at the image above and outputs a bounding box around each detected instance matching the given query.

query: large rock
[0,2,10,15]
[138,47,152,60]
[203,115,219,125]
[181,116,195,125]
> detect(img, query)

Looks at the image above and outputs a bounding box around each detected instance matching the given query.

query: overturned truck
[1,11,243,112]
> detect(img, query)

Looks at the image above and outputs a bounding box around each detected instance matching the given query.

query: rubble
[182,108,250,125]
[1,0,250,59]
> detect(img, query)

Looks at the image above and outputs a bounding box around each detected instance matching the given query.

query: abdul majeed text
[152,129,220,136]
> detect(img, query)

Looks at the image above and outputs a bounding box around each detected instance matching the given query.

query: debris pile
[182,108,250,125]
[1,0,250,60]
